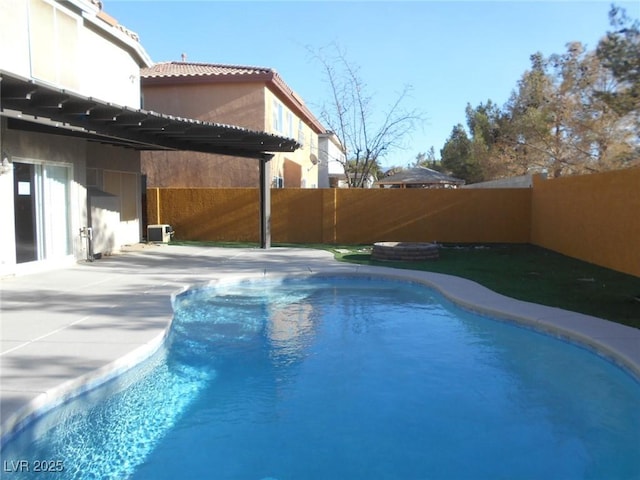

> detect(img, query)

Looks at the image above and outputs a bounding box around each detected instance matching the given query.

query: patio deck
[1,245,639,441]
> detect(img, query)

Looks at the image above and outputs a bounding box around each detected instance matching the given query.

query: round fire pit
[372,242,439,261]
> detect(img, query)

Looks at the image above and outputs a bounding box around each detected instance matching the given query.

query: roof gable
[141,61,326,134]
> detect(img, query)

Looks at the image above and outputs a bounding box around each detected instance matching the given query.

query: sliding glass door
[14,162,38,263]
[43,164,71,259]
[13,161,71,264]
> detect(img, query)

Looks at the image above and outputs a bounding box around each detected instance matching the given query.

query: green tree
[413,147,442,170]
[595,5,640,119]
[502,52,558,174]
[465,100,506,178]
[504,43,637,177]
[413,152,427,167]
[440,5,638,180]
[344,157,383,186]
[440,124,482,183]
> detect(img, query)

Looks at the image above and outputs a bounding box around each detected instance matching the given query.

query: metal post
[259,154,273,249]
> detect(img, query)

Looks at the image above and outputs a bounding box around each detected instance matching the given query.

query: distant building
[140,62,326,188]
[318,132,347,188]
[375,167,464,188]
[0,1,300,275]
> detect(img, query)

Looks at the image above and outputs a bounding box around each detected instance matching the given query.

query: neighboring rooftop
[376,167,465,188]
[141,61,273,79]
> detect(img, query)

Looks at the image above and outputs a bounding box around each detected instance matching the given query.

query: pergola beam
[1,70,302,250]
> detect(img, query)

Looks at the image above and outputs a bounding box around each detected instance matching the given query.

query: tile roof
[141,62,274,79]
[141,61,326,134]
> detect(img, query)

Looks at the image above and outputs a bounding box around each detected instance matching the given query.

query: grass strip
[332,243,640,329]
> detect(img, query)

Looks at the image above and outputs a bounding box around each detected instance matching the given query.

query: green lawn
[169,240,640,329]
[330,243,640,329]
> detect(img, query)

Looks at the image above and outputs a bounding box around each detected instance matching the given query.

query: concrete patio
[1,245,639,442]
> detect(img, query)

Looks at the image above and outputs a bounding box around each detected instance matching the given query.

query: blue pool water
[2,276,640,479]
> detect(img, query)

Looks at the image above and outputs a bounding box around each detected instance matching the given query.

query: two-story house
[0,0,153,275]
[140,61,326,189]
[0,0,299,275]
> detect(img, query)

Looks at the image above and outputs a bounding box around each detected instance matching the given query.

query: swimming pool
[2,276,639,479]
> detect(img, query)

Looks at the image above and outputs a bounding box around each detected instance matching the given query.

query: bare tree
[311,44,423,187]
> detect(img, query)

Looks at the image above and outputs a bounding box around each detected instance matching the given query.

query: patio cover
[0,70,300,247]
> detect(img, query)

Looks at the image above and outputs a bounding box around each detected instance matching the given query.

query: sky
[105,0,639,168]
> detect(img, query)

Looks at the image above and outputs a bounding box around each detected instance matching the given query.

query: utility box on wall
[147,224,174,243]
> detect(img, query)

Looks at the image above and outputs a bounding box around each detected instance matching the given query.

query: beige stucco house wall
[0,0,145,107]
[0,0,152,275]
[140,62,326,188]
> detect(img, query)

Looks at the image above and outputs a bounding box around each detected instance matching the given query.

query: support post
[259,154,273,249]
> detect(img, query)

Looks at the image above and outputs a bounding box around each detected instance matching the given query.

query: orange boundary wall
[147,188,259,242]
[147,167,640,277]
[531,168,640,277]
[148,188,531,245]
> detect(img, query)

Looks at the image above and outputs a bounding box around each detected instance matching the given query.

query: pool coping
[1,245,639,446]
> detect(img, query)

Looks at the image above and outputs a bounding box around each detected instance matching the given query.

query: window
[286,111,294,139]
[103,171,139,222]
[310,134,317,156]
[298,119,306,146]
[29,0,79,88]
[272,99,283,134]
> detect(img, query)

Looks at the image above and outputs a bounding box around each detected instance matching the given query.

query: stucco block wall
[87,143,140,173]
[330,189,531,244]
[271,189,326,243]
[142,83,266,130]
[531,168,640,277]
[149,187,531,245]
[143,153,259,188]
[271,189,531,244]
[147,188,260,242]
[141,82,267,188]
[148,168,639,277]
